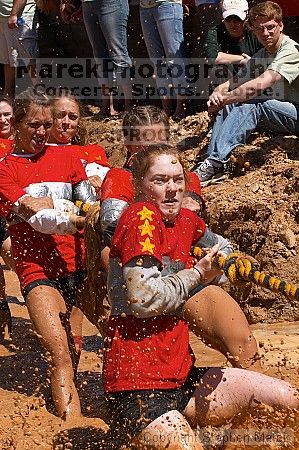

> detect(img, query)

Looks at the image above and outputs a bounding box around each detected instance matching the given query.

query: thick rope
[75,200,91,214]
[193,247,299,302]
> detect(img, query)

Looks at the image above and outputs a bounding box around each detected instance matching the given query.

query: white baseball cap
[222,0,249,21]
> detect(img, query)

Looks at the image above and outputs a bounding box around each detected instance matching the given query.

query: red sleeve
[0,159,26,217]
[110,202,164,265]
[187,171,202,196]
[101,168,134,203]
[81,144,110,167]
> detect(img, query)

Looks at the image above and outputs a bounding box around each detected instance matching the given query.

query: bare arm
[15,195,54,220]
[208,69,282,114]
[8,0,27,28]
[215,52,250,65]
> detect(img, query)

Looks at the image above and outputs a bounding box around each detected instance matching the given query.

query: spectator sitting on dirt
[206,0,261,66]
[194,1,299,186]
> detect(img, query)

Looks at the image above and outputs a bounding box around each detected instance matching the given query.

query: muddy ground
[0,111,298,449]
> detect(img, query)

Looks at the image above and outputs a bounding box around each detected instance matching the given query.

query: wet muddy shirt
[0,146,88,288]
[103,201,206,392]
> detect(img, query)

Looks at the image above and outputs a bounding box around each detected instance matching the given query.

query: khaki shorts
[0,16,38,67]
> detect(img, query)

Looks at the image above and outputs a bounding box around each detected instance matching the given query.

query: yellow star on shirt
[137,206,154,222]
[138,219,155,238]
[0,143,6,149]
[139,237,155,254]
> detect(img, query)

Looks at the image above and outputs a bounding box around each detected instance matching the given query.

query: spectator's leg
[140,5,172,114]
[257,99,299,134]
[82,1,115,115]
[195,100,299,183]
[154,3,187,119]
[98,0,132,111]
[207,100,299,165]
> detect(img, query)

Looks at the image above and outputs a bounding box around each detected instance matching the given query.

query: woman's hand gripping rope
[193,247,299,301]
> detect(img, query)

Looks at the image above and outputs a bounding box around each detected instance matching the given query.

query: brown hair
[122,105,170,144]
[13,88,50,125]
[49,92,87,145]
[0,95,13,110]
[131,144,188,195]
[248,1,282,26]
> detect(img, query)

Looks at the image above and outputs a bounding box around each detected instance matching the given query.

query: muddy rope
[193,247,299,302]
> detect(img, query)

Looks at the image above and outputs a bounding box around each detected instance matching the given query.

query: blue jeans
[140,2,186,92]
[207,100,299,164]
[82,0,131,86]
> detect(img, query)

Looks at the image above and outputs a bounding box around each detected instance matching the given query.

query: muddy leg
[184,286,261,371]
[184,367,299,427]
[132,410,204,450]
[26,285,81,419]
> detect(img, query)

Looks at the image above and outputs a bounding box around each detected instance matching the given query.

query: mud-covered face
[15,105,53,155]
[140,154,185,222]
[50,97,80,144]
[0,101,13,139]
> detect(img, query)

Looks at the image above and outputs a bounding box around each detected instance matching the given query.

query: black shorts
[22,271,86,306]
[105,366,209,449]
[0,217,9,247]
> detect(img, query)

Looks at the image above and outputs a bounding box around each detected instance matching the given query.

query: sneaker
[194,159,227,187]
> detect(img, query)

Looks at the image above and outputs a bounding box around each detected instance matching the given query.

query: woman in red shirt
[103,145,298,449]
[48,93,110,197]
[0,90,94,419]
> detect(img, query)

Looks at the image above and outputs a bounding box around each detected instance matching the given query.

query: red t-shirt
[103,201,206,392]
[0,146,87,289]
